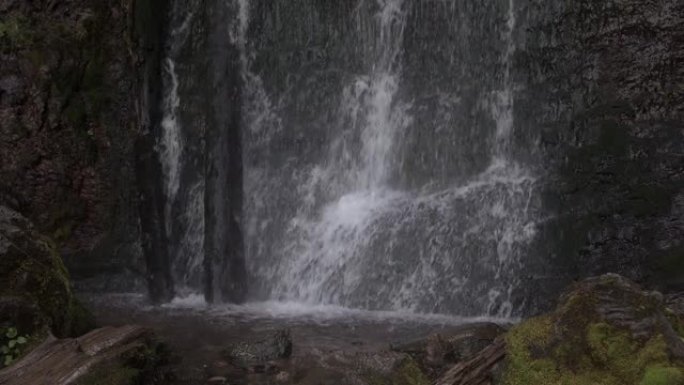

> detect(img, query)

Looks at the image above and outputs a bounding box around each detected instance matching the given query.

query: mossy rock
[502,274,684,385]
[640,366,684,385]
[0,206,95,338]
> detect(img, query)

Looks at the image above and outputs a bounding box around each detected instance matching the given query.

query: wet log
[433,338,506,385]
[0,325,151,385]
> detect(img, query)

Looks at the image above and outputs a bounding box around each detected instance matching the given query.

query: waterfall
[242,0,540,317]
[159,2,206,295]
[157,0,541,316]
[159,58,182,238]
[264,0,413,304]
[492,0,517,156]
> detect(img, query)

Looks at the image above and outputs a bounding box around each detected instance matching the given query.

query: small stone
[213,360,230,368]
[276,371,290,382]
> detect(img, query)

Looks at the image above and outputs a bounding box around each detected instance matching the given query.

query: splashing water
[159,58,183,237]
[158,3,207,294]
[239,0,539,317]
[154,0,542,317]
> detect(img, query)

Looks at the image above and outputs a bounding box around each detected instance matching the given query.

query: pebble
[276,371,290,382]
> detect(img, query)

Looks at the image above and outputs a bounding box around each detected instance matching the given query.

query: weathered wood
[433,338,506,385]
[391,322,505,378]
[0,325,151,385]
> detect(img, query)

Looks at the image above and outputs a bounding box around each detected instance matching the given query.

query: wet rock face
[503,274,684,385]
[0,0,145,292]
[520,0,684,306]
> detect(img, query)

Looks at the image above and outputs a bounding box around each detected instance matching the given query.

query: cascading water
[158,0,541,316]
[243,0,540,317]
[159,1,206,295]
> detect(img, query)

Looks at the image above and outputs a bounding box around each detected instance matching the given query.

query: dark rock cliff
[0,0,180,300]
[519,0,684,307]
[0,0,150,293]
[202,0,248,303]
[134,0,174,303]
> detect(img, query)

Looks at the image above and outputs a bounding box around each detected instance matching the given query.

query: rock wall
[0,0,169,295]
[519,0,684,307]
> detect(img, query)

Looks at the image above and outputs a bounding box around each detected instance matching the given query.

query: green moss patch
[640,366,684,385]
[503,275,684,385]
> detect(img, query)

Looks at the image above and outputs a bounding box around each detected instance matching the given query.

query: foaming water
[130,294,515,326]
[269,160,536,316]
[154,0,541,317]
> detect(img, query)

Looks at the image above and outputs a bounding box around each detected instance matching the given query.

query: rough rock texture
[0,0,148,293]
[223,329,293,369]
[667,293,684,321]
[0,325,172,385]
[162,0,247,303]
[502,274,684,385]
[0,205,94,339]
[133,0,174,303]
[521,0,684,306]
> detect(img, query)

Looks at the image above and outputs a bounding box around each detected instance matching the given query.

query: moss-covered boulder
[0,205,94,341]
[503,274,684,385]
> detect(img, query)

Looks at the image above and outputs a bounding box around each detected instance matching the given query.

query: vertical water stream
[158,0,540,316]
[241,0,539,317]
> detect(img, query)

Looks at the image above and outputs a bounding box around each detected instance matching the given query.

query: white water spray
[160,58,183,237]
[236,0,539,317]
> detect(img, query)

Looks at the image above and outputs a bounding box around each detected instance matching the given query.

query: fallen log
[0,325,153,385]
[433,337,506,385]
